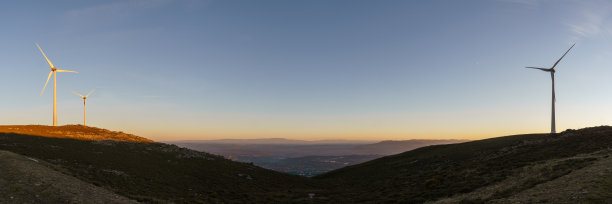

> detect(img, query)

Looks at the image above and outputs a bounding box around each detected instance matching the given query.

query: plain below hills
[171,138,468,177]
[171,138,376,145]
[172,138,469,157]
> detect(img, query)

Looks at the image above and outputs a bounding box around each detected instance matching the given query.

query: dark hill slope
[0,150,137,203]
[350,139,470,155]
[0,126,318,203]
[315,126,612,203]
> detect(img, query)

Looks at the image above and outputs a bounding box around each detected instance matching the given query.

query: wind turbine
[73,90,95,126]
[525,43,575,134]
[37,43,78,126]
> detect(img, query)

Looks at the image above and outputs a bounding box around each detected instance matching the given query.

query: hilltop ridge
[0,125,153,143]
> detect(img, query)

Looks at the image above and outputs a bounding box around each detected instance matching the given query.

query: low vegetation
[315,126,612,203]
[2,125,612,203]
[0,125,152,143]
[0,150,136,203]
[0,126,318,203]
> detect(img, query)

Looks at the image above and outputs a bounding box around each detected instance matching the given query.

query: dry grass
[430,150,612,203]
[0,131,319,203]
[0,125,153,143]
[316,126,612,203]
[0,150,137,203]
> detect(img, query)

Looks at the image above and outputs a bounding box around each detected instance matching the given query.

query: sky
[2,0,612,141]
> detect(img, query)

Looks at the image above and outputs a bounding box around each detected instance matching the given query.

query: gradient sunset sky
[2,0,612,141]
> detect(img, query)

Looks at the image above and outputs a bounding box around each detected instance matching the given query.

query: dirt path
[492,150,612,203]
[431,150,612,204]
[0,150,138,204]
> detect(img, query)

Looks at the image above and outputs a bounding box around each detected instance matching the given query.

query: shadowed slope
[3,125,612,203]
[315,126,612,203]
[0,129,318,203]
[0,150,137,203]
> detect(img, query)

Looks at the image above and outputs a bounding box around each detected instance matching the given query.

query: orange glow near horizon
[93,105,612,142]
[5,103,611,142]
[134,124,551,142]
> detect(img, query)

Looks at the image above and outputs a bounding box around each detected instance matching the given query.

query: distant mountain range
[171,139,469,176]
[168,138,377,145]
[171,139,469,157]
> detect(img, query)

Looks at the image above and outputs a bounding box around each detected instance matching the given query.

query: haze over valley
[172,139,468,176]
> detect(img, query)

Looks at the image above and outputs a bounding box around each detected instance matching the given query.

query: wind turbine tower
[525,43,575,134]
[37,43,78,126]
[73,90,95,126]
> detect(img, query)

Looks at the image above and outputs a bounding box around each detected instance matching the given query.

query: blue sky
[2,0,612,141]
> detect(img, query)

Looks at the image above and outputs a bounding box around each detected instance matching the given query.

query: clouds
[65,0,213,18]
[503,0,537,4]
[499,0,612,40]
[63,0,211,28]
[58,0,173,36]
[57,0,214,39]
[498,0,546,6]
[565,1,612,40]
[567,11,606,38]
[66,0,171,19]
[564,0,612,41]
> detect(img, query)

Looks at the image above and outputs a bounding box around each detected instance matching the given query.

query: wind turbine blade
[72,91,85,98]
[35,43,55,68]
[41,71,53,96]
[56,70,78,73]
[525,67,551,72]
[551,43,575,69]
[86,89,95,97]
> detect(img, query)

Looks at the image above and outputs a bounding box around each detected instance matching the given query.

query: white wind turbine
[37,43,78,126]
[525,43,575,134]
[73,90,95,126]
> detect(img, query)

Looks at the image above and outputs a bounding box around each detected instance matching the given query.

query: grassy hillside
[0,150,137,203]
[0,126,318,203]
[2,125,612,203]
[350,139,470,155]
[315,126,612,203]
[0,125,153,143]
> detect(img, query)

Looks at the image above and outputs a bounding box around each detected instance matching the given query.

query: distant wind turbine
[525,43,575,134]
[73,90,95,126]
[37,43,78,126]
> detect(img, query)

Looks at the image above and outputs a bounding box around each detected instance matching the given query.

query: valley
[172,139,467,177]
